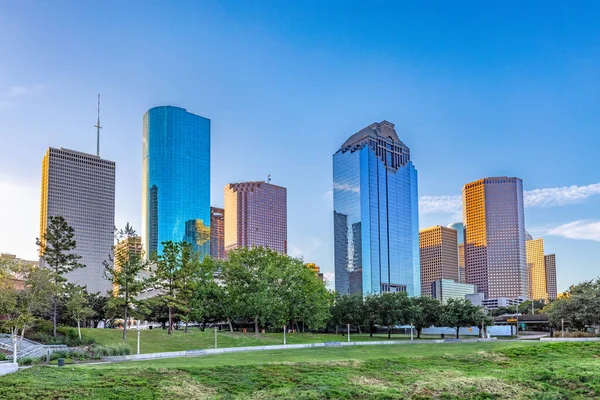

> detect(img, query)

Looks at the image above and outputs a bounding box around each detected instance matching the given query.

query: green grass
[3,341,600,399]
[79,327,475,354]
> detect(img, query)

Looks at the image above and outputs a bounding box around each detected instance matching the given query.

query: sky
[1,1,599,293]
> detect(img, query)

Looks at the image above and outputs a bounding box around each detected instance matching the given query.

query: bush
[562,331,599,338]
[0,353,7,361]
[19,357,36,366]
[35,320,54,335]
[90,343,131,358]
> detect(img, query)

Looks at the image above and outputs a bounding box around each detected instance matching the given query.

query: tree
[546,279,600,331]
[153,241,184,335]
[37,216,85,336]
[188,256,222,332]
[176,243,202,333]
[377,292,413,339]
[104,223,150,340]
[364,294,382,337]
[65,285,95,339]
[412,296,442,338]
[330,293,364,334]
[441,298,487,339]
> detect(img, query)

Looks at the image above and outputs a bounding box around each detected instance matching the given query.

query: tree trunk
[77,320,81,340]
[335,326,338,335]
[295,321,300,332]
[370,323,374,337]
[254,317,259,335]
[227,318,234,333]
[358,326,362,334]
[168,306,172,335]
[455,327,460,339]
[123,305,128,341]
[417,327,422,339]
[53,295,57,337]
[185,320,189,333]
[388,326,392,339]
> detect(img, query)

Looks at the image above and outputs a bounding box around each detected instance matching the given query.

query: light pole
[283,325,287,345]
[347,324,350,342]
[562,318,564,337]
[137,320,141,355]
[515,300,519,338]
[214,326,218,349]
[410,324,414,341]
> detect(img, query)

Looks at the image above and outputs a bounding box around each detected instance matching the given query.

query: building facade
[545,254,557,300]
[431,279,476,303]
[333,121,419,296]
[526,238,547,301]
[40,147,115,293]
[210,207,225,260]
[462,177,527,299]
[113,236,143,296]
[419,226,459,296]
[224,181,287,254]
[458,243,466,283]
[142,106,211,258]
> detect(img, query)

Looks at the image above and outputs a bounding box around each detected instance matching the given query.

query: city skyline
[2,2,600,292]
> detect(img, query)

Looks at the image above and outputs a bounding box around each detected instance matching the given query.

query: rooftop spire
[94,94,102,156]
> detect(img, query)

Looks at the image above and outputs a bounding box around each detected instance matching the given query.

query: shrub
[35,320,54,335]
[0,353,7,361]
[90,343,131,358]
[19,357,36,366]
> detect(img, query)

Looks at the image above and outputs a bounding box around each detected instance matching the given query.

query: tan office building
[419,226,459,297]
[526,238,547,301]
[545,254,558,300]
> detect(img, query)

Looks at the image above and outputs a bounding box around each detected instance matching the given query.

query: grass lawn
[79,327,477,354]
[3,341,600,399]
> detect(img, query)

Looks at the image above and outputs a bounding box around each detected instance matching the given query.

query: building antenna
[94,94,102,157]
[267,174,271,183]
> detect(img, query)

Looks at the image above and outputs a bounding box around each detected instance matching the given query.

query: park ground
[76,327,487,353]
[2,340,600,399]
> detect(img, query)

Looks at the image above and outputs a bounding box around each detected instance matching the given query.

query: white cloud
[288,236,323,261]
[0,83,48,108]
[525,183,600,207]
[547,220,600,242]
[0,177,40,260]
[419,182,600,214]
[419,195,461,214]
[323,190,333,201]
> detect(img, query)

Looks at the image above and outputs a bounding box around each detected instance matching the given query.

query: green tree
[65,285,96,339]
[104,223,150,340]
[37,216,85,336]
[364,294,382,337]
[412,296,442,338]
[377,292,413,339]
[153,241,183,335]
[441,298,486,339]
[176,242,201,333]
[546,279,600,332]
[188,256,222,331]
[330,293,364,334]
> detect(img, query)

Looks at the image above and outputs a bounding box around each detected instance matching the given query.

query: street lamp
[137,319,141,355]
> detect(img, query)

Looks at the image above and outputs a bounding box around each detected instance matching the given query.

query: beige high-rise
[545,254,557,300]
[419,226,459,297]
[224,181,287,254]
[526,238,547,301]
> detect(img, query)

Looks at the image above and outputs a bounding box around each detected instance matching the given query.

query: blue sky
[1,1,599,292]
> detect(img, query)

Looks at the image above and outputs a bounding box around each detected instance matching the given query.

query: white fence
[422,325,513,337]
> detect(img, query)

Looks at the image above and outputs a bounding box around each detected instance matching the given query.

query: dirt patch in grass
[353,375,390,389]
[409,375,528,398]
[160,372,217,399]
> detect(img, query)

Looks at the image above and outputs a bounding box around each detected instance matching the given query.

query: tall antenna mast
[94,94,102,156]
[267,174,271,183]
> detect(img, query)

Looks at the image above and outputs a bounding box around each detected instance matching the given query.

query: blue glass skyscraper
[333,121,419,296]
[142,106,211,258]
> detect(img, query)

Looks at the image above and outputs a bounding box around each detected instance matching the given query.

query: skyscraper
[224,181,287,254]
[447,222,465,282]
[333,121,419,296]
[40,147,115,293]
[462,177,527,299]
[419,226,460,297]
[210,207,225,260]
[142,106,211,258]
[526,237,547,301]
[545,254,558,300]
